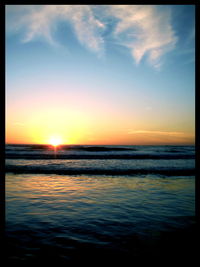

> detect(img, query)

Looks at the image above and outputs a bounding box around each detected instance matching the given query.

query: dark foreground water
[5,145,196,265]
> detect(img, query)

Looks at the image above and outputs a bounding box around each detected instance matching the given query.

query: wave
[6,145,195,153]
[6,165,195,176]
[6,153,195,160]
[6,145,137,151]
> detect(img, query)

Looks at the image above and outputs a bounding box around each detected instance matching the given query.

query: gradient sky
[6,5,195,145]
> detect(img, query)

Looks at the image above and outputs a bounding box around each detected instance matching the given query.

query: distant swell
[6,154,195,160]
[6,165,195,176]
[6,145,136,152]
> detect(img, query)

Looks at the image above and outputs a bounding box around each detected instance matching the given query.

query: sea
[5,144,196,265]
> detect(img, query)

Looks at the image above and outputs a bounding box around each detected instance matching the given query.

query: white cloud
[108,5,178,68]
[62,5,105,54]
[6,5,177,67]
[6,5,105,54]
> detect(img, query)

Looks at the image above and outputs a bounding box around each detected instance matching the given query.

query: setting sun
[5,6,195,265]
[49,137,62,147]
[6,5,195,146]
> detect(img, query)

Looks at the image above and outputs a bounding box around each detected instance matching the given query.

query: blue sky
[6,5,195,145]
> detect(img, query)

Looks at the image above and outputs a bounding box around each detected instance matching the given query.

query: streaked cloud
[6,5,177,68]
[6,5,105,54]
[128,130,190,136]
[108,5,177,68]
[13,122,25,127]
[126,129,194,144]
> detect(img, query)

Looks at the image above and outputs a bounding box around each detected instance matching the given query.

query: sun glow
[49,137,62,147]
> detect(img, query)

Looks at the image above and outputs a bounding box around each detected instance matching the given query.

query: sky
[6,5,195,145]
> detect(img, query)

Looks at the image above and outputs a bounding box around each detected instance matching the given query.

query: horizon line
[5,143,195,146]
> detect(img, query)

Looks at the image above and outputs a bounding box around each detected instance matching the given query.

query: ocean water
[5,145,196,264]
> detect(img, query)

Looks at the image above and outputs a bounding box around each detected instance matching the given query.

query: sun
[49,137,62,147]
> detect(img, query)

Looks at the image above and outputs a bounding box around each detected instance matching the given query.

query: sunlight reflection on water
[6,173,195,264]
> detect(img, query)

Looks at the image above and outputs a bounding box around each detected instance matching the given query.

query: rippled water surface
[6,145,196,264]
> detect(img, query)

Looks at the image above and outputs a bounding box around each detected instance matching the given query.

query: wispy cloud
[13,122,25,127]
[108,5,177,68]
[128,130,187,136]
[6,5,105,54]
[6,5,177,68]
[127,129,194,144]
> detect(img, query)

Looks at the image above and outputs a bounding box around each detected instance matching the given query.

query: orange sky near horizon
[6,91,195,145]
[6,108,195,145]
[6,89,194,145]
[6,6,195,146]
